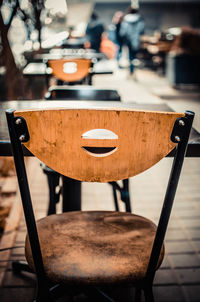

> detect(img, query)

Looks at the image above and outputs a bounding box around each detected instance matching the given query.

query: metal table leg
[62,176,81,212]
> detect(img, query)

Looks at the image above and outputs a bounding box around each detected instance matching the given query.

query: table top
[1,100,200,156]
[34,51,106,62]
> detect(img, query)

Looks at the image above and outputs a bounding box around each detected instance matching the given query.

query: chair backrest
[48,59,92,83]
[6,107,194,285]
[9,108,187,182]
[45,85,121,101]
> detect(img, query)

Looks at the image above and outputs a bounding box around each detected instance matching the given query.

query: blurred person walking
[85,12,104,52]
[120,1,145,75]
[110,11,124,66]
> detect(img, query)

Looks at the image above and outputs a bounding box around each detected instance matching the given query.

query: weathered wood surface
[25,211,164,285]
[14,108,184,182]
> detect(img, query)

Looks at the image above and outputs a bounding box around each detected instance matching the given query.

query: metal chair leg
[62,176,81,212]
[109,179,131,212]
[121,179,131,212]
[111,186,119,211]
[12,261,33,274]
[46,172,60,215]
[42,164,61,215]
[35,284,53,302]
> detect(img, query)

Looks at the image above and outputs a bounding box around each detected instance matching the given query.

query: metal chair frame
[6,108,194,302]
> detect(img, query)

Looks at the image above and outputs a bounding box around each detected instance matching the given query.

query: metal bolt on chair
[6,107,194,302]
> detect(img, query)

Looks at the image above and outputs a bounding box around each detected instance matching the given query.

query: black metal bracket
[13,116,30,143]
[109,181,129,203]
[171,116,189,143]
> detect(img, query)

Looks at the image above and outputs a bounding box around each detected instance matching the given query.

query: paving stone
[168,218,182,230]
[0,287,35,302]
[166,241,196,254]
[192,240,200,252]
[175,268,200,284]
[166,229,187,241]
[1,177,16,195]
[173,202,195,209]
[153,285,186,302]
[2,271,36,287]
[180,218,200,229]
[9,254,26,262]
[10,246,25,256]
[187,230,200,240]
[183,285,200,302]
[154,269,177,285]
[15,231,26,243]
[169,254,200,268]
[160,256,171,269]
[175,209,200,219]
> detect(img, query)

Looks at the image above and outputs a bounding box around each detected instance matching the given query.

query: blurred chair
[7,107,193,302]
[44,86,131,215]
[48,58,92,85]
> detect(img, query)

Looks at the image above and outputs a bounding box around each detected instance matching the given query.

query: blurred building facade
[67,0,200,33]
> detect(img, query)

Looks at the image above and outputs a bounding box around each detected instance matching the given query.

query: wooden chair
[48,58,92,85]
[6,108,194,302]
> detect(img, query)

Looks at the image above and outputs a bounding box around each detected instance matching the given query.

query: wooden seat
[25,211,164,286]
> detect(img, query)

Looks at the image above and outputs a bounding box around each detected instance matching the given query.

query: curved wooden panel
[14,109,184,182]
[48,59,91,82]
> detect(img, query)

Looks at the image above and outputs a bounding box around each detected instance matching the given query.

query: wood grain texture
[25,211,164,285]
[48,59,91,82]
[14,108,184,182]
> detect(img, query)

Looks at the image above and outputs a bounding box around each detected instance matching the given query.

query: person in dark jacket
[85,12,104,52]
[111,11,124,65]
[120,5,145,74]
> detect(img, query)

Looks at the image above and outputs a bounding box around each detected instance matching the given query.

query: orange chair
[48,58,92,84]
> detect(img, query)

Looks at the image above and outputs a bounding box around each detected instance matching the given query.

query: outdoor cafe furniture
[23,60,113,87]
[48,58,92,85]
[6,106,194,301]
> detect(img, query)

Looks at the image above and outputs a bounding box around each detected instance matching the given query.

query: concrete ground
[0,63,200,302]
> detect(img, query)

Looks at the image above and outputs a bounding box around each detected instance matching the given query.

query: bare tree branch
[6,0,20,30]
[0,7,4,28]
[18,1,34,24]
